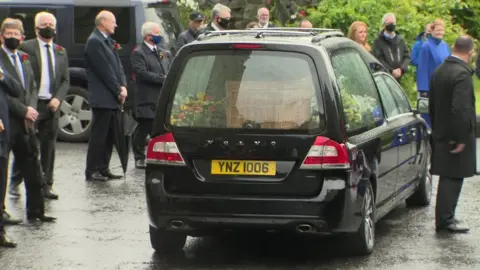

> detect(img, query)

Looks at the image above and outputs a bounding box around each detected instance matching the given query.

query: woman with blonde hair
[348,21,371,52]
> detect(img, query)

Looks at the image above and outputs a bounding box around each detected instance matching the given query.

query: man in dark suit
[0,18,56,227]
[429,36,476,233]
[206,4,231,31]
[9,12,69,199]
[131,22,169,169]
[174,11,205,54]
[84,10,127,181]
[0,68,23,248]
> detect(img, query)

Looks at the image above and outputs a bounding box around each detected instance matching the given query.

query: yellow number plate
[211,160,276,176]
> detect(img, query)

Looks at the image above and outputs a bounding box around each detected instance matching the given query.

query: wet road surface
[1,142,480,270]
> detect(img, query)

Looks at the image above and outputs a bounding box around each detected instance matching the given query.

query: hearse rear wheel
[345,181,375,256]
[149,225,187,254]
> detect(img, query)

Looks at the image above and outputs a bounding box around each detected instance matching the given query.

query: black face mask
[38,27,55,39]
[217,17,230,29]
[3,37,20,50]
[385,23,396,32]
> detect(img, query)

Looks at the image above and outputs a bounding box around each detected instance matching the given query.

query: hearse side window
[168,50,325,131]
[331,50,384,134]
[383,75,412,114]
[374,75,401,118]
[74,7,132,44]
[9,8,57,40]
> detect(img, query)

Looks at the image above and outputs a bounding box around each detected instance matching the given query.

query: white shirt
[37,38,55,100]
[211,23,221,31]
[2,45,25,88]
[144,41,156,52]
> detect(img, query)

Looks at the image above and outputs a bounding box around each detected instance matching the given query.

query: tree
[307,0,466,104]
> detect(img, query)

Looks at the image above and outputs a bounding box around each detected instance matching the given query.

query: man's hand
[449,141,466,154]
[119,86,128,104]
[392,68,402,79]
[48,98,60,112]
[25,106,39,121]
[0,119,4,133]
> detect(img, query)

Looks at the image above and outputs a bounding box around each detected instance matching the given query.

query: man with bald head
[256,7,275,28]
[429,35,476,233]
[84,10,127,181]
[299,19,313,29]
[10,11,70,199]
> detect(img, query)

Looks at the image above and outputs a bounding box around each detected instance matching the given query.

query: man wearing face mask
[0,18,56,226]
[131,22,169,169]
[206,4,231,31]
[9,12,69,200]
[372,13,410,82]
[174,11,205,55]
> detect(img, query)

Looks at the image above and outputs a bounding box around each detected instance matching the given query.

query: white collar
[144,41,156,51]
[211,23,221,31]
[2,45,16,56]
[37,38,53,48]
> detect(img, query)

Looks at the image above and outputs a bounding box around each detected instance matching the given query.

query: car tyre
[149,225,187,254]
[344,181,375,256]
[57,86,92,143]
[406,161,432,207]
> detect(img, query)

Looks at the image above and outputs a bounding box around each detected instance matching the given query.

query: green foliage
[308,0,466,104]
[451,0,480,39]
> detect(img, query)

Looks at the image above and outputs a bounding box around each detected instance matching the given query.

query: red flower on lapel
[113,42,121,51]
[159,51,167,59]
[56,45,65,55]
[21,54,29,62]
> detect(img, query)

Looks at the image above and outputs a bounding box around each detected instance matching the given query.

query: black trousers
[131,118,153,161]
[435,176,464,227]
[85,108,118,176]
[0,157,7,231]
[4,120,45,216]
[10,100,58,187]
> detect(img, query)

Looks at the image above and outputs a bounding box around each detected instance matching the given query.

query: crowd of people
[0,3,477,248]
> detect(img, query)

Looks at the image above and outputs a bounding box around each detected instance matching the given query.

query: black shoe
[100,170,123,180]
[27,213,57,222]
[3,212,22,225]
[0,232,16,248]
[43,186,59,200]
[436,223,470,233]
[135,160,146,169]
[86,172,109,182]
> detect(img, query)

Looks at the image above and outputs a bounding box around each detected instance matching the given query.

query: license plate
[211,160,276,176]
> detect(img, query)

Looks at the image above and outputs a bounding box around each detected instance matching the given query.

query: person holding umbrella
[131,22,169,169]
[84,10,128,181]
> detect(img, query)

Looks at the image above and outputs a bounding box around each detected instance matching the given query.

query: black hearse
[145,29,432,256]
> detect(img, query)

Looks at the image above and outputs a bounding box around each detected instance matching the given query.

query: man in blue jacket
[410,23,432,68]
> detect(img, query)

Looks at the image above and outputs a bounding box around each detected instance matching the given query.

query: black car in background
[0,0,184,142]
[144,28,432,256]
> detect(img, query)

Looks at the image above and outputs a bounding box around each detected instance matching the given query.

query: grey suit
[131,42,167,161]
[84,29,127,177]
[0,48,46,217]
[11,39,70,187]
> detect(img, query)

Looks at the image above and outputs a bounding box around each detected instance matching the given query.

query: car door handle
[397,133,404,139]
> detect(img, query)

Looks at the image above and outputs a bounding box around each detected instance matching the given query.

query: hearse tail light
[146,133,186,165]
[300,136,350,170]
[231,44,265,49]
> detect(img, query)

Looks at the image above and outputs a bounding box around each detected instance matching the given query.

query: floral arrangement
[21,54,29,63]
[55,45,65,55]
[342,92,381,131]
[170,91,225,127]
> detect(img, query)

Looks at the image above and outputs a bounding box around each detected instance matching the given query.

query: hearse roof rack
[198,28,344,41]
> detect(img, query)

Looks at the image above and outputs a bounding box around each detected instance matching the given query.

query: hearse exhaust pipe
[296,224,314,233]
[170,220,185,229]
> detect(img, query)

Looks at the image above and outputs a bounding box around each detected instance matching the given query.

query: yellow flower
[180,105,187,110]
[170,118,177,124]
[197,92,206,101]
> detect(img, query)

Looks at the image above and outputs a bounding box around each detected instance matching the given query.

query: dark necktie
[11,54,25,88]
[45,44,55,94]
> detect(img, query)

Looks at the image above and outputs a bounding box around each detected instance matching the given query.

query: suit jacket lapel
[32,39,42,85]
[53,43,62,85]
[18,52,29,90]
[0,49,23,88]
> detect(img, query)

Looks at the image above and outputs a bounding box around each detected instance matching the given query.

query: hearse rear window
[168,50,324,130]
